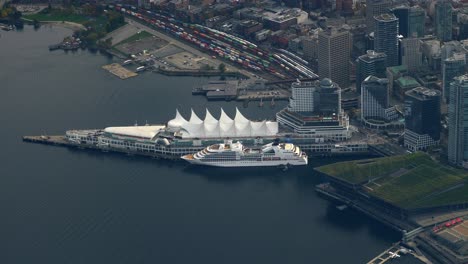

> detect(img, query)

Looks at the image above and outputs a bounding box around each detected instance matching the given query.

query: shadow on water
[50,145,313,185]
[182,164,295,184]
[320,203,401,241]
[63,147,184,168]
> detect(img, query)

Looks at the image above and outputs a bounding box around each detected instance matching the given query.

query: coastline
[22,18,86,31]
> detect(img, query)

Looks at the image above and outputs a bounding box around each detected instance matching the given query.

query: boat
[136,66,146,72]
[259,98,263,107]
[181,141,308,167]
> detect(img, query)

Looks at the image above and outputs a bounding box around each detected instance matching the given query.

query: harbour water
[0,26,400,263]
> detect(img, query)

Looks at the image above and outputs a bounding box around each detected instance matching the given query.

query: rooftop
[359,50,387,62]
[395,76,420,88]
[406,87,440,99]
[387,65,408,75]
[315,153,468,209]
[374,13,397,22]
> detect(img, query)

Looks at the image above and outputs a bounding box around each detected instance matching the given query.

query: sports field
[316,153,468,209]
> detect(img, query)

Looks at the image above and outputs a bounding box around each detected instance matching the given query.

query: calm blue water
[0,26,400,264]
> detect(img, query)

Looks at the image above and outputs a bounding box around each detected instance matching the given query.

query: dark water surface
[0,26,400,264]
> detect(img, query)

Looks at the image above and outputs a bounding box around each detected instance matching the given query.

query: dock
[102,63,138,79]
[367,243,429,264]
[22,135,179,160]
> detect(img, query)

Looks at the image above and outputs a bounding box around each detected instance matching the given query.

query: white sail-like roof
[234,108,251,136]
[186,109,204,137]
[167,109,188,128]
[250,120,266,136]
[219,109,234,137]
[266,121,279,135]
[203,109,219,137]
[166,108,278,138]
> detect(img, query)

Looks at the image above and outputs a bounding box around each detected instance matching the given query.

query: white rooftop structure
[104,125,165,139]
[167,108,278,138]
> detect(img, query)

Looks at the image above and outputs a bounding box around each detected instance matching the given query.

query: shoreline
[21,18,86,31]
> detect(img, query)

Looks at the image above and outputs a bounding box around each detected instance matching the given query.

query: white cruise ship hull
[182,157,308,167]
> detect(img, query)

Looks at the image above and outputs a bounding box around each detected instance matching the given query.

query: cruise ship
[181,141,308,167]
[57,108,368,160]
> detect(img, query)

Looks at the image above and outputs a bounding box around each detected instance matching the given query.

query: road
[103,23,140,45]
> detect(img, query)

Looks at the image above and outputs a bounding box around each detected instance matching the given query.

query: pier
[102,63,138,79]
[22,135,179,160]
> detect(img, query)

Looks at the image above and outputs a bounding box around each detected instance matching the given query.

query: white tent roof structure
[104,125,165,139]
[167,108,278,138]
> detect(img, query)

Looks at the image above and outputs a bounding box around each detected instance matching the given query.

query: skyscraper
[276,79,351,141]
[374,13,399,67]
[361,76,390,121]
[408,6,425,38]
[366,0,394,33]
[400,38,422,72]
[448,74,468,167]
[356,50,387,94]
[391,5,409,37]
[442,53,466,102]
[393,5,426,38]
[404,87,441,151]
[341,0,353,17]
[287,78,341,114]
[435,0,453,42]
[318,27,352,88]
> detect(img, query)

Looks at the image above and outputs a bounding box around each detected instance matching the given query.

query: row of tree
[76,9,124,48]
[0,4,21,20]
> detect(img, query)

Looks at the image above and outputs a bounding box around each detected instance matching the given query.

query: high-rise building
[404,87,441,151]
[374,13,399,67]
[393,5,426,38]
[448,74,468,167]
[435,0,453,42]
[276,79,351,141]
[341,0,353,17]
[356,50,387,94]
[287,78,341,114]
[366,0,394,33]
[361,76,390,121]
[442,53,466,102]
[400,38,422,72]
[302,35,318,61]
[302,0,322,11]
[408,6,425,38]
[391,5,409,37]
[318,27,352,88]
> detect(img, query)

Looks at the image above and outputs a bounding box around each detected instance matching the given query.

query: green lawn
[316,153,468,209]
[316,153,433,184]
[411,184,468,208]
[24,11,89,24]
[114,31,154,46]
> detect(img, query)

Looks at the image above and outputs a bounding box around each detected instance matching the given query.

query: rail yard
[112,4,317,81]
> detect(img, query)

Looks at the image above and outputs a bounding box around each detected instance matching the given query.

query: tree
[218,63,226,73]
